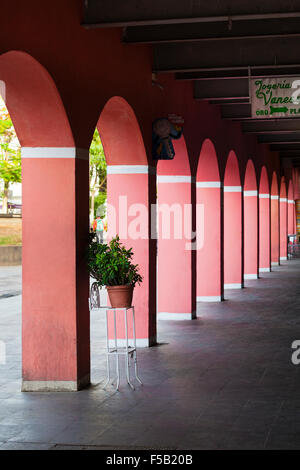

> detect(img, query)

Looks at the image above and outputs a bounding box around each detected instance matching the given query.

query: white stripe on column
[280,198,287,202]
[196,181,222,188]
[224,283,242,289]
[157,175,195,183]
[244,273,258,279]
[288,199,295,204]
[107,165,156,175]
[224,186,242,192]
[244,190,258,197]
[271,195,279,200]
[259,193,270,199]
[259,267,271,273]
[197,295,222,302]
[158,312,196,320]
[271,261,279,266]
[21,147,89,160]
[280,256,288,261]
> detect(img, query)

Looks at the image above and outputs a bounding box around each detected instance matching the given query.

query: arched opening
[271,172,280,267]
[0,51,93,391]
[156,134,195,320]
[259,166,271,273]
[93,96,156,360]
[0,93,21,220]
[287,180,295,235]
[243,160,258,279]
[279,177,288,261]
[196,138,222,301]
[293,168,300,234]
[224,151,243,289]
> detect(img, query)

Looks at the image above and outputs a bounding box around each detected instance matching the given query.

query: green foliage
[89,128,106,187]
[0,117,21,186]
[0,151,21,185]
[87,235,143,287]
[89,128,107,219]
[94,191,107,215]
[0,234,22,246]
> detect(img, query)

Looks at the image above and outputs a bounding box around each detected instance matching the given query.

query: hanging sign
[251,77,300,118]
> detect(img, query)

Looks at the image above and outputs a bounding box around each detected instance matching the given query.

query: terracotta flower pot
[106,285,133,308]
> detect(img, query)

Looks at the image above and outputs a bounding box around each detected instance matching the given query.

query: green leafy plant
[87,234,143,288]
[0,103,21,214]
[89,129,106,220]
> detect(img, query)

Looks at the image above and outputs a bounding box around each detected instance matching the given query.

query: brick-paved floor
[0,261,300,450]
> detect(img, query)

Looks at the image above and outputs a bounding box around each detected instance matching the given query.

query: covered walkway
[0,262,299,450]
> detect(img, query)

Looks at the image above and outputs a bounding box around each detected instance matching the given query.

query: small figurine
[152,117,183,160]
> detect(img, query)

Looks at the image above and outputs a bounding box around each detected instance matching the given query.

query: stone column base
[22,374,90,392]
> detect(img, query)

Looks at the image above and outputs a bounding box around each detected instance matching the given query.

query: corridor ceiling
[83,0,300,168]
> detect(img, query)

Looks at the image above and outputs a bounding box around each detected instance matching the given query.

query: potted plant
[87,234,143,308]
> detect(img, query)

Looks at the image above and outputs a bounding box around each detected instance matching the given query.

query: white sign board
[251,77,300,118]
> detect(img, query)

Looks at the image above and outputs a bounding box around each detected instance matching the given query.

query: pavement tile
[1,262,300,449]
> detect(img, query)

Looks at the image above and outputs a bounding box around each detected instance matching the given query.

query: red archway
[279,177,288,261]
[196,139,222,301]
[157,134,195,320]
[0,52,94,391]
[98,96,148,166]
[259,166,271,273]
[243,160,258,279]
[287,180,295,234]
[271,172,280,267]
[224,151,243,289]
[97,96,156,343]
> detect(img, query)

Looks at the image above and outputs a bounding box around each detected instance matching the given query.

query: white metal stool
[89,283,143,391]
[103,306,143,391]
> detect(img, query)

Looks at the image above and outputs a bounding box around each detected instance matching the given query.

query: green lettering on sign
[251,77,300,118]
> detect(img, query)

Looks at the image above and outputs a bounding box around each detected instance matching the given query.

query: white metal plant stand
[89,282,143,391]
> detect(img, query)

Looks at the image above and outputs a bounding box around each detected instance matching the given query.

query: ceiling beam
[194,79,249,100]
[82,1,300,28]
[209,99,250,106]
[123,18,300,44]
[242,119,300,134]
[258,133,300,144]
[175,67,300,81]
[270,144,300,151]
[153,37,300,73]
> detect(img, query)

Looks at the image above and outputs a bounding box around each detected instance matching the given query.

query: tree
[0,101,21,214]
[89,128,107,223]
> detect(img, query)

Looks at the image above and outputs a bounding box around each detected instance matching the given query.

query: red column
[157,175,195,320]
[22,147,90,391]
[259,193,271,273]
[287,183,295,235]
[244,190,258,279]
[270,173,280,267]
[224,185,243,289]
[107,165,156,345]
[293,170,299,233]
[280,198,288,261]
[271,195,280,266]
[196,181,222,301]
[288,200,295,234]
